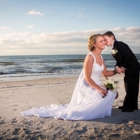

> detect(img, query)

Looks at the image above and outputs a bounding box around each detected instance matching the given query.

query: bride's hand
[97,87,108,97]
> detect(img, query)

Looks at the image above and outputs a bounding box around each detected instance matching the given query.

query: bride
[21,34,118,120]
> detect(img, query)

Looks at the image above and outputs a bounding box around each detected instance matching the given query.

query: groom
[103,31,140,112]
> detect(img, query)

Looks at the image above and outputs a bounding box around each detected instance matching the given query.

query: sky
[0,0,140,55]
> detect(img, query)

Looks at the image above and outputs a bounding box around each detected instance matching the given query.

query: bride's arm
[102,61,117,77]
[84,54,108,95]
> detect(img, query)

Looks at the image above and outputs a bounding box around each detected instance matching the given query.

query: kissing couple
[21,31,140,120]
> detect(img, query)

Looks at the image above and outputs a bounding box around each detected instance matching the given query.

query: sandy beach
[0,74,140,140]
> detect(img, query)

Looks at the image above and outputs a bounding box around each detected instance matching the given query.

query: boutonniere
[111,48,118,55]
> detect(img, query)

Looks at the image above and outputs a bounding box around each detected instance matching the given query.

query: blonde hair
[88,34,102,51]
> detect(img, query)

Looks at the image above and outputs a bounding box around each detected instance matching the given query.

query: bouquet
[102,79,119,98]
[103,79,117,91]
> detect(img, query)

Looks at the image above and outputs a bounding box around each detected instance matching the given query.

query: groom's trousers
[123,70,139,110]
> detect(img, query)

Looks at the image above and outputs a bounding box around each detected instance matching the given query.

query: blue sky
[0,0,140,55]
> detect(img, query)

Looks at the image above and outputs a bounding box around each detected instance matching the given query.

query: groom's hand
[120,67,125,73]
[115,66,122,74]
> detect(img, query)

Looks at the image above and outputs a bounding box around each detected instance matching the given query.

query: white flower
[110,80,114,84]
[111,49,117,55]
[104,80,108,85]
[113,84,117,89]
[103,80,113,85]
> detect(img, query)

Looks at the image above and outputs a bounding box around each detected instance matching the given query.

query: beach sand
[0,74,140,140]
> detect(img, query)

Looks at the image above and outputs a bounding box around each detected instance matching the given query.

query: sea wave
[0,54,139,78]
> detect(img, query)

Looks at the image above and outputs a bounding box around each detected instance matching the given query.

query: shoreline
[0,70,127,82]
[0,74,140,139]
[0,73,79,82]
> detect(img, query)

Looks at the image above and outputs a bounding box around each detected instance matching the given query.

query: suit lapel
[113,41,117,50]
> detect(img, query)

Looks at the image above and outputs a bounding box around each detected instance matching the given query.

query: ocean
[0,54,140,79]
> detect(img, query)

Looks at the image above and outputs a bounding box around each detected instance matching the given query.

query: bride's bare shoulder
[86,52,94,59]
[84,53,94,64]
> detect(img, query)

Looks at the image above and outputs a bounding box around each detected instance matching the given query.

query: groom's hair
[103,31,116,41]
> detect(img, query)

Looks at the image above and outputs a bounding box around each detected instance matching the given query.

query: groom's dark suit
[112,41,140,110]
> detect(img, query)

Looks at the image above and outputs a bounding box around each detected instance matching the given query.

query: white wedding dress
[21,52,117,120]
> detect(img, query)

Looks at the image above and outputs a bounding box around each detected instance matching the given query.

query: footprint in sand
[108,134,121,139]
[0,120,5,125]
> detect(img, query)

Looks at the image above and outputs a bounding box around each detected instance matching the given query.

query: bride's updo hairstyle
[88,34,102,51]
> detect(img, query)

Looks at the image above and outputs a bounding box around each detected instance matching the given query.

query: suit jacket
[112,41,140,76]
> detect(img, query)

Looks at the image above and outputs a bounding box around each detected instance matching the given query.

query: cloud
[25,25,34,29]
[0,26,10,30]
[78,8,85,18]
[18,32,32,36]
[0,27,140,55]
[78,13,82,18]
[27,10,44,16]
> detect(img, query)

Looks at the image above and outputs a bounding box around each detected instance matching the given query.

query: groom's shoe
[127,108,135,112]
[122,108,134,112]
[121,108,127,112]
[118,106,123,109]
